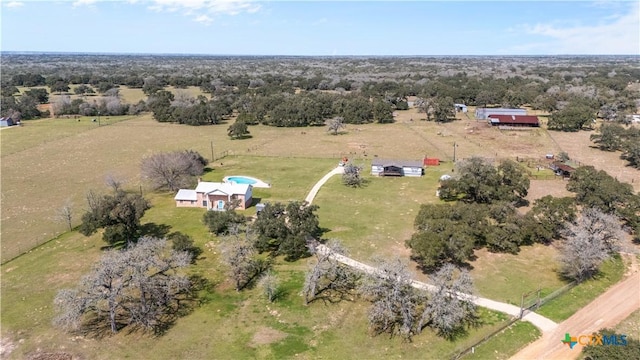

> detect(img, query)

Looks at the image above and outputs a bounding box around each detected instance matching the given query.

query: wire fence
[451,281,578,360]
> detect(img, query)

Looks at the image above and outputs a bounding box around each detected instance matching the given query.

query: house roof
[174,189,197,201]
[194,181,250,195]
[371,159,423,168]
[488,115,540,125]
[556,164,576,173]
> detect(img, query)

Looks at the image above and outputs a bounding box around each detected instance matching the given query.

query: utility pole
[210,140,214,162]
[453,142,458,162]
[97,110,101,127]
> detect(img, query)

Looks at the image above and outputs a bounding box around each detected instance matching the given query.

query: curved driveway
[306,166,558,334]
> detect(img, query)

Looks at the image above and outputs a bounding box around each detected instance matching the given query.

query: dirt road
[511,270,640,359]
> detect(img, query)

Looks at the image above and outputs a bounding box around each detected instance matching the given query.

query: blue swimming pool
[226,176,257,185]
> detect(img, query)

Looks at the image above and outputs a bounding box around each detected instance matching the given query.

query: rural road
[510,270,640,360]
[306,166,558,333]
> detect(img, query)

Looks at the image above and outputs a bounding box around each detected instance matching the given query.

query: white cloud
[195,14,213,25]
[5,1,24,8]
[72,0,98,7]
[149,0,261,22]
[520,3,640,54]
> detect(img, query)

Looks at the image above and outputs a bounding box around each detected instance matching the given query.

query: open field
[6,113,547,263]
[469,245,566,306]
[16,85,206,108]
[547,125,640,192]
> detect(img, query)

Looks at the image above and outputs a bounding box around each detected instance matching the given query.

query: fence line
[451,317,520,360]
[451,281,577,359]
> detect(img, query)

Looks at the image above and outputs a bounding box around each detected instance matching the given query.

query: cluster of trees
[411,158,636,280]
[566,166,640,241]
[3,55,638,129]
[147,90,232,125]
[79,189,150,246]
[590,123,640,169]
[438,158,530,204]
[253,201,321,261]
[54,237,194,334]
[141,150,208,191]
[303,243,478,341]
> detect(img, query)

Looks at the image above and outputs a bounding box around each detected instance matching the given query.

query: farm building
[475,108,527,120]
[0,117,15,127]
[454,104,468,113]
[550,162,576,178]
[371,159,423,177]
[488,115,540,127]
[175,180,253,210]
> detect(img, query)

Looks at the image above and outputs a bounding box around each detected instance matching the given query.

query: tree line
[407,157,639,282]
[2,55,637,129]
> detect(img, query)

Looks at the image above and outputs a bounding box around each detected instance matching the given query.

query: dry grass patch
[547,128,640,192]
[249,327,288,347]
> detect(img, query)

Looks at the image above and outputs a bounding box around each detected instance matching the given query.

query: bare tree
[302,239,357,305]
[53,237,192,334]
[141,150,208,191]
[560,208,624,281]
[55,200,74,231]
[420,263,477,339]
[359,258,425,341]
[219,231,269,291]
[327,117,346,135]
[258,270,280,302]
[105,174,124,193]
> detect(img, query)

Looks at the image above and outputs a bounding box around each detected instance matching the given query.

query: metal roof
[371,159,423,168]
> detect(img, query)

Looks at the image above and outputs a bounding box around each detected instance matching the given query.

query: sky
[1,0,639,55]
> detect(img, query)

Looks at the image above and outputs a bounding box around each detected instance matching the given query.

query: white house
[175,181,253,210]
[371,159,423,177]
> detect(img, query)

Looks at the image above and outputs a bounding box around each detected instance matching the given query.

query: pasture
[0,110,582,263]
[1,106,638,359]
[2,159,532,360]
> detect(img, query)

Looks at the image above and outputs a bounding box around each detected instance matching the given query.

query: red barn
[488,115,540,127]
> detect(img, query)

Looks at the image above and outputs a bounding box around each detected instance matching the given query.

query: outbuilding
[0,117,15,127]
[488,115,540,127]
[454,104,468,113]
[475,108,527,120]
[371,159,423,177]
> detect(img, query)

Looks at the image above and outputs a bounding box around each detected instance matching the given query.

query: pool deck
[223,175,271,188]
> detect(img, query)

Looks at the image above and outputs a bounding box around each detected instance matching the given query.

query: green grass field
[470,245,565,306]
[536,256,626,322]
[1,104,635,359]
[1,167,523,360]
[462,321,541,360]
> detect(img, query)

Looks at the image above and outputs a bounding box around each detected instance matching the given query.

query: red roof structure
[488,115,540,127]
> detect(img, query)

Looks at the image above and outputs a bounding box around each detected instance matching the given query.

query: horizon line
[2,51,639,58]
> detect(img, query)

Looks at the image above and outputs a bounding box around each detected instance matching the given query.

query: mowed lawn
[313,164,453,272]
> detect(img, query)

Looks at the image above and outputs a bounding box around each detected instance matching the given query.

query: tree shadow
[139,222,172,238]
[232,134,253,140]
